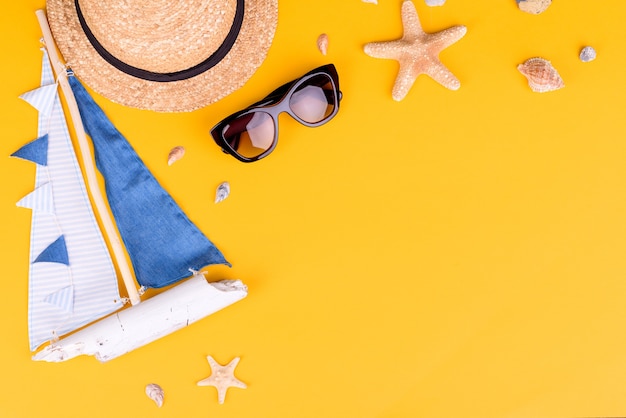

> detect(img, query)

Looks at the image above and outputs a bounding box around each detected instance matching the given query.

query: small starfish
[197,356,247,404]
[364,0,467,101]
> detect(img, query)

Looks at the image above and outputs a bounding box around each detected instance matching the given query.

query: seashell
[361,0,377,4]
[425,0,446,6]
[317,33,329,56]
[516,0,551,14]
[517,57,564,93]
[145,383,164,407]
[215,181,230,203]
[167,146,185,166]
[579,46,596,62]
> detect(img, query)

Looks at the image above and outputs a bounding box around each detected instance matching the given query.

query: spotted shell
[579,46,597,62]
[517,57,564,93]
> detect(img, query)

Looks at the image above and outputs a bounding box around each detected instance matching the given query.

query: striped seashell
[145,383,164,407]
[317,33,329,56]
[517,57,564,93]
[167,145,185,165]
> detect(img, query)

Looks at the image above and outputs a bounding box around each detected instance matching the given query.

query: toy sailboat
[10,11,247,363]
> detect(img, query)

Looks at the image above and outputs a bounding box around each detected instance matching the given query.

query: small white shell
[215,182,230,204]
[579,46,597,62]
[317,34,329,56]
[167,146,185,166]
[145,383,164,407]
[425,0,446,6]
[362,0,377,4]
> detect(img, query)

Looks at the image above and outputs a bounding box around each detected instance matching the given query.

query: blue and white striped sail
[13,50,123,351]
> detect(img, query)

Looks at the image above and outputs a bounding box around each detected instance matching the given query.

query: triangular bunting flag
[11,134,49,166]
[19,83,58,117]
[43,285,74,313]
[17,182,55,214]
[33,235,70,266]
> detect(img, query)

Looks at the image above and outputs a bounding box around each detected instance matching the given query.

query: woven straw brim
[46,0,278,112]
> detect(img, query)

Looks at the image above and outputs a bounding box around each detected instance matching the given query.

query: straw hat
[46,0,278,112]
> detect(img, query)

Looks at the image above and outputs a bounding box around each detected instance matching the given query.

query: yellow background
[2,1,626,417]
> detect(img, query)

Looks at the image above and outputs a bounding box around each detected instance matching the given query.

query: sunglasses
[210,64,341,162]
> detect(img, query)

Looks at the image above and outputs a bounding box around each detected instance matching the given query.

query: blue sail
[68,76,230,289]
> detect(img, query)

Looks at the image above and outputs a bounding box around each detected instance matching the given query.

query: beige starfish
[364,0,467,101]
[197,356,247,404]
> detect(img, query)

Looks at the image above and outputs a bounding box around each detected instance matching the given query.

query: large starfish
[197,356,247,404]
[364,0,467,101]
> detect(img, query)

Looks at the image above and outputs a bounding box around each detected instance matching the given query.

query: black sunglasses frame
[210,63,341,163]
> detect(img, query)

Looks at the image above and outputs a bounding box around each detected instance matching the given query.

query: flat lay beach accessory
[517,57,565,93]
[211,63,341,162]
[197,356,247,404]
[45,0,278,112]
[364,0,466,101]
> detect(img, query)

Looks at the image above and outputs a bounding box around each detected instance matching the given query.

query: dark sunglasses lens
[221,111,275,159]
[289,73,336,124]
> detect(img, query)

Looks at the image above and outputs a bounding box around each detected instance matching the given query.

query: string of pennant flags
[11,50,123,351]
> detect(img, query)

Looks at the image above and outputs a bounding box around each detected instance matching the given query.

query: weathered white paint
[32,275,247,362]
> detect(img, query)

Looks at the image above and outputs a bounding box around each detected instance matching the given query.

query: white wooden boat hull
[32,275,247,362]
